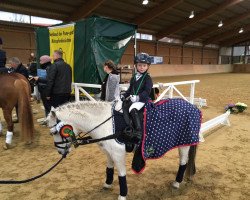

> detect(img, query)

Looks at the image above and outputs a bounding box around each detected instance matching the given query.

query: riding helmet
[134,52,151,65]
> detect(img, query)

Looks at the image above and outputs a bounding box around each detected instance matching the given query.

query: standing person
[46,50,72,108]
[100,60,120,102]
[0,37,6,69]
[33,55,52,117]
[121,52,153,143]
[8,57,29,79]
[28,52,37,76]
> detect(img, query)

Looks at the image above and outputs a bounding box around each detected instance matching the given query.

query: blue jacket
[124,72,153,103]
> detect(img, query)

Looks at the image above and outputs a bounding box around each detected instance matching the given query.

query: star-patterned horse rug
[112,98,202,173]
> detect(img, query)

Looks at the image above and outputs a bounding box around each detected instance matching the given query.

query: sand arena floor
[0,73,249,200]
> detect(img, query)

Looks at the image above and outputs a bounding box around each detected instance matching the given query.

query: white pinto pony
[47,101,197,200]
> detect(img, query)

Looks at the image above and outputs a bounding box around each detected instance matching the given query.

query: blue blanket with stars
[142,99,201,160]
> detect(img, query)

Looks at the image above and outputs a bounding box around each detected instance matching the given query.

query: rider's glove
[130,95,139,103]
[120,95,125,101]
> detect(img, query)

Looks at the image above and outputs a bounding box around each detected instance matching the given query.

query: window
[0,11,62,26]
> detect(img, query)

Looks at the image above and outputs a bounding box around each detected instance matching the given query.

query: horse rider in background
[0,37,6,69]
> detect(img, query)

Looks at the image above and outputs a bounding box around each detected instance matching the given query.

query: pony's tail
[185,145,197,180]
[15,79,34,143]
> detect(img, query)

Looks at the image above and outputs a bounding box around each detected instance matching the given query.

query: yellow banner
[49,24,75,81]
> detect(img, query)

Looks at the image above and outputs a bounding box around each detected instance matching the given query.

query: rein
[0,153,67,184]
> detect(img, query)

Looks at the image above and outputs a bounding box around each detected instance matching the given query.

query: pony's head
[47,107,74,156]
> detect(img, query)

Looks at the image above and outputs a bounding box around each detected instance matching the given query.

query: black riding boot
[130,108,142,144]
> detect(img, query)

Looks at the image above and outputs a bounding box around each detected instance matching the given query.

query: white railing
[199,110,231,142]
[154,80,200,104]
[73,83,101,102]
[200,110,231,134]
[72,80,200,103]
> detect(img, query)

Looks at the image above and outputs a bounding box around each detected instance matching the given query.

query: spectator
[154,88,160,100]
[27,53,37,94]
[33,55,52,117]
[46,50,72,108]
[9,57,29,79]
[100,60,120,102]
[0,37,6,69]
[28,52,37,76]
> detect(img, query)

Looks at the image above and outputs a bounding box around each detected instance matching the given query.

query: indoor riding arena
[0,1,249,200]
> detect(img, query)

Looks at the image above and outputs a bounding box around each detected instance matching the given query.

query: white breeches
[129,102,145,112]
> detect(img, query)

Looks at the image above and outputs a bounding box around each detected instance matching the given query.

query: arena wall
[148,64,233,77]
[233,64,250,73]
[0,23,35,64]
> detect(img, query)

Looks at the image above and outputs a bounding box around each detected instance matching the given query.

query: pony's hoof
[3,143,12,150]
[171,181,180,189]
[103,183,112,190]
[118,195,126,200]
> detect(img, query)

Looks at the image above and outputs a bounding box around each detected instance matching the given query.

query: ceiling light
[189,11,194,19]
[218,20,223,27]
[142,0,149,5]
[239,28,244,33]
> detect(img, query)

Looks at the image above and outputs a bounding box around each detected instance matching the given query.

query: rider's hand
[33,76,39,81]
[46,97,51,100]
[130,95,139,103]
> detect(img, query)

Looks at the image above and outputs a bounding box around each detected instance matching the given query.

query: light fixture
[239,28,244,33]
[189,11,194,19]
[218,20,223,28]
[142,0,149,5]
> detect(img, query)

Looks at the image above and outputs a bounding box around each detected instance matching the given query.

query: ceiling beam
[0,2,67,21]
[183,10,250,43]
[69,0,106,21]
[156,0,243,39]
[204,23,250,45]
[220,31,250,46]
[133,0,183,26]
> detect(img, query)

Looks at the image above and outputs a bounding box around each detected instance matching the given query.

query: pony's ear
[51,107,56,118]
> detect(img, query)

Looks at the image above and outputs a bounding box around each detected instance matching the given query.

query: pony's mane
[55,101,111,114]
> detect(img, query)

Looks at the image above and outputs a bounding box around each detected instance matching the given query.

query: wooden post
[231,46,234,64]
[181,45,184,64]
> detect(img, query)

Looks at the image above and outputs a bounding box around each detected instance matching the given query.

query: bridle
[49,121,76,153]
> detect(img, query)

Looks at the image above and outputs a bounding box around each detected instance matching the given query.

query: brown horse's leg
[2,108,14,149]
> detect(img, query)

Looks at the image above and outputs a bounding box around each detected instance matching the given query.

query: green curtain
[36,16,137,85]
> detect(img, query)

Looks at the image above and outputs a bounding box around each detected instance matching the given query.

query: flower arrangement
[225,102,247,113]
[235,102,248,113]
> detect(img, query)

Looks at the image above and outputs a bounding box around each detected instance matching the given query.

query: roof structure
[1,0,250,46]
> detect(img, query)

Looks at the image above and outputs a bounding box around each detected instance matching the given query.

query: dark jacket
[37,62,51,91]
[15,63,29,79]
[0,49,6,68]
[100,70,119,101]
[29,62,37,76]
[46,58,72,97]
[124,72,153,103]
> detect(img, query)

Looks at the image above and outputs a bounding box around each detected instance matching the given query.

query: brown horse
[0,73,34,149]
